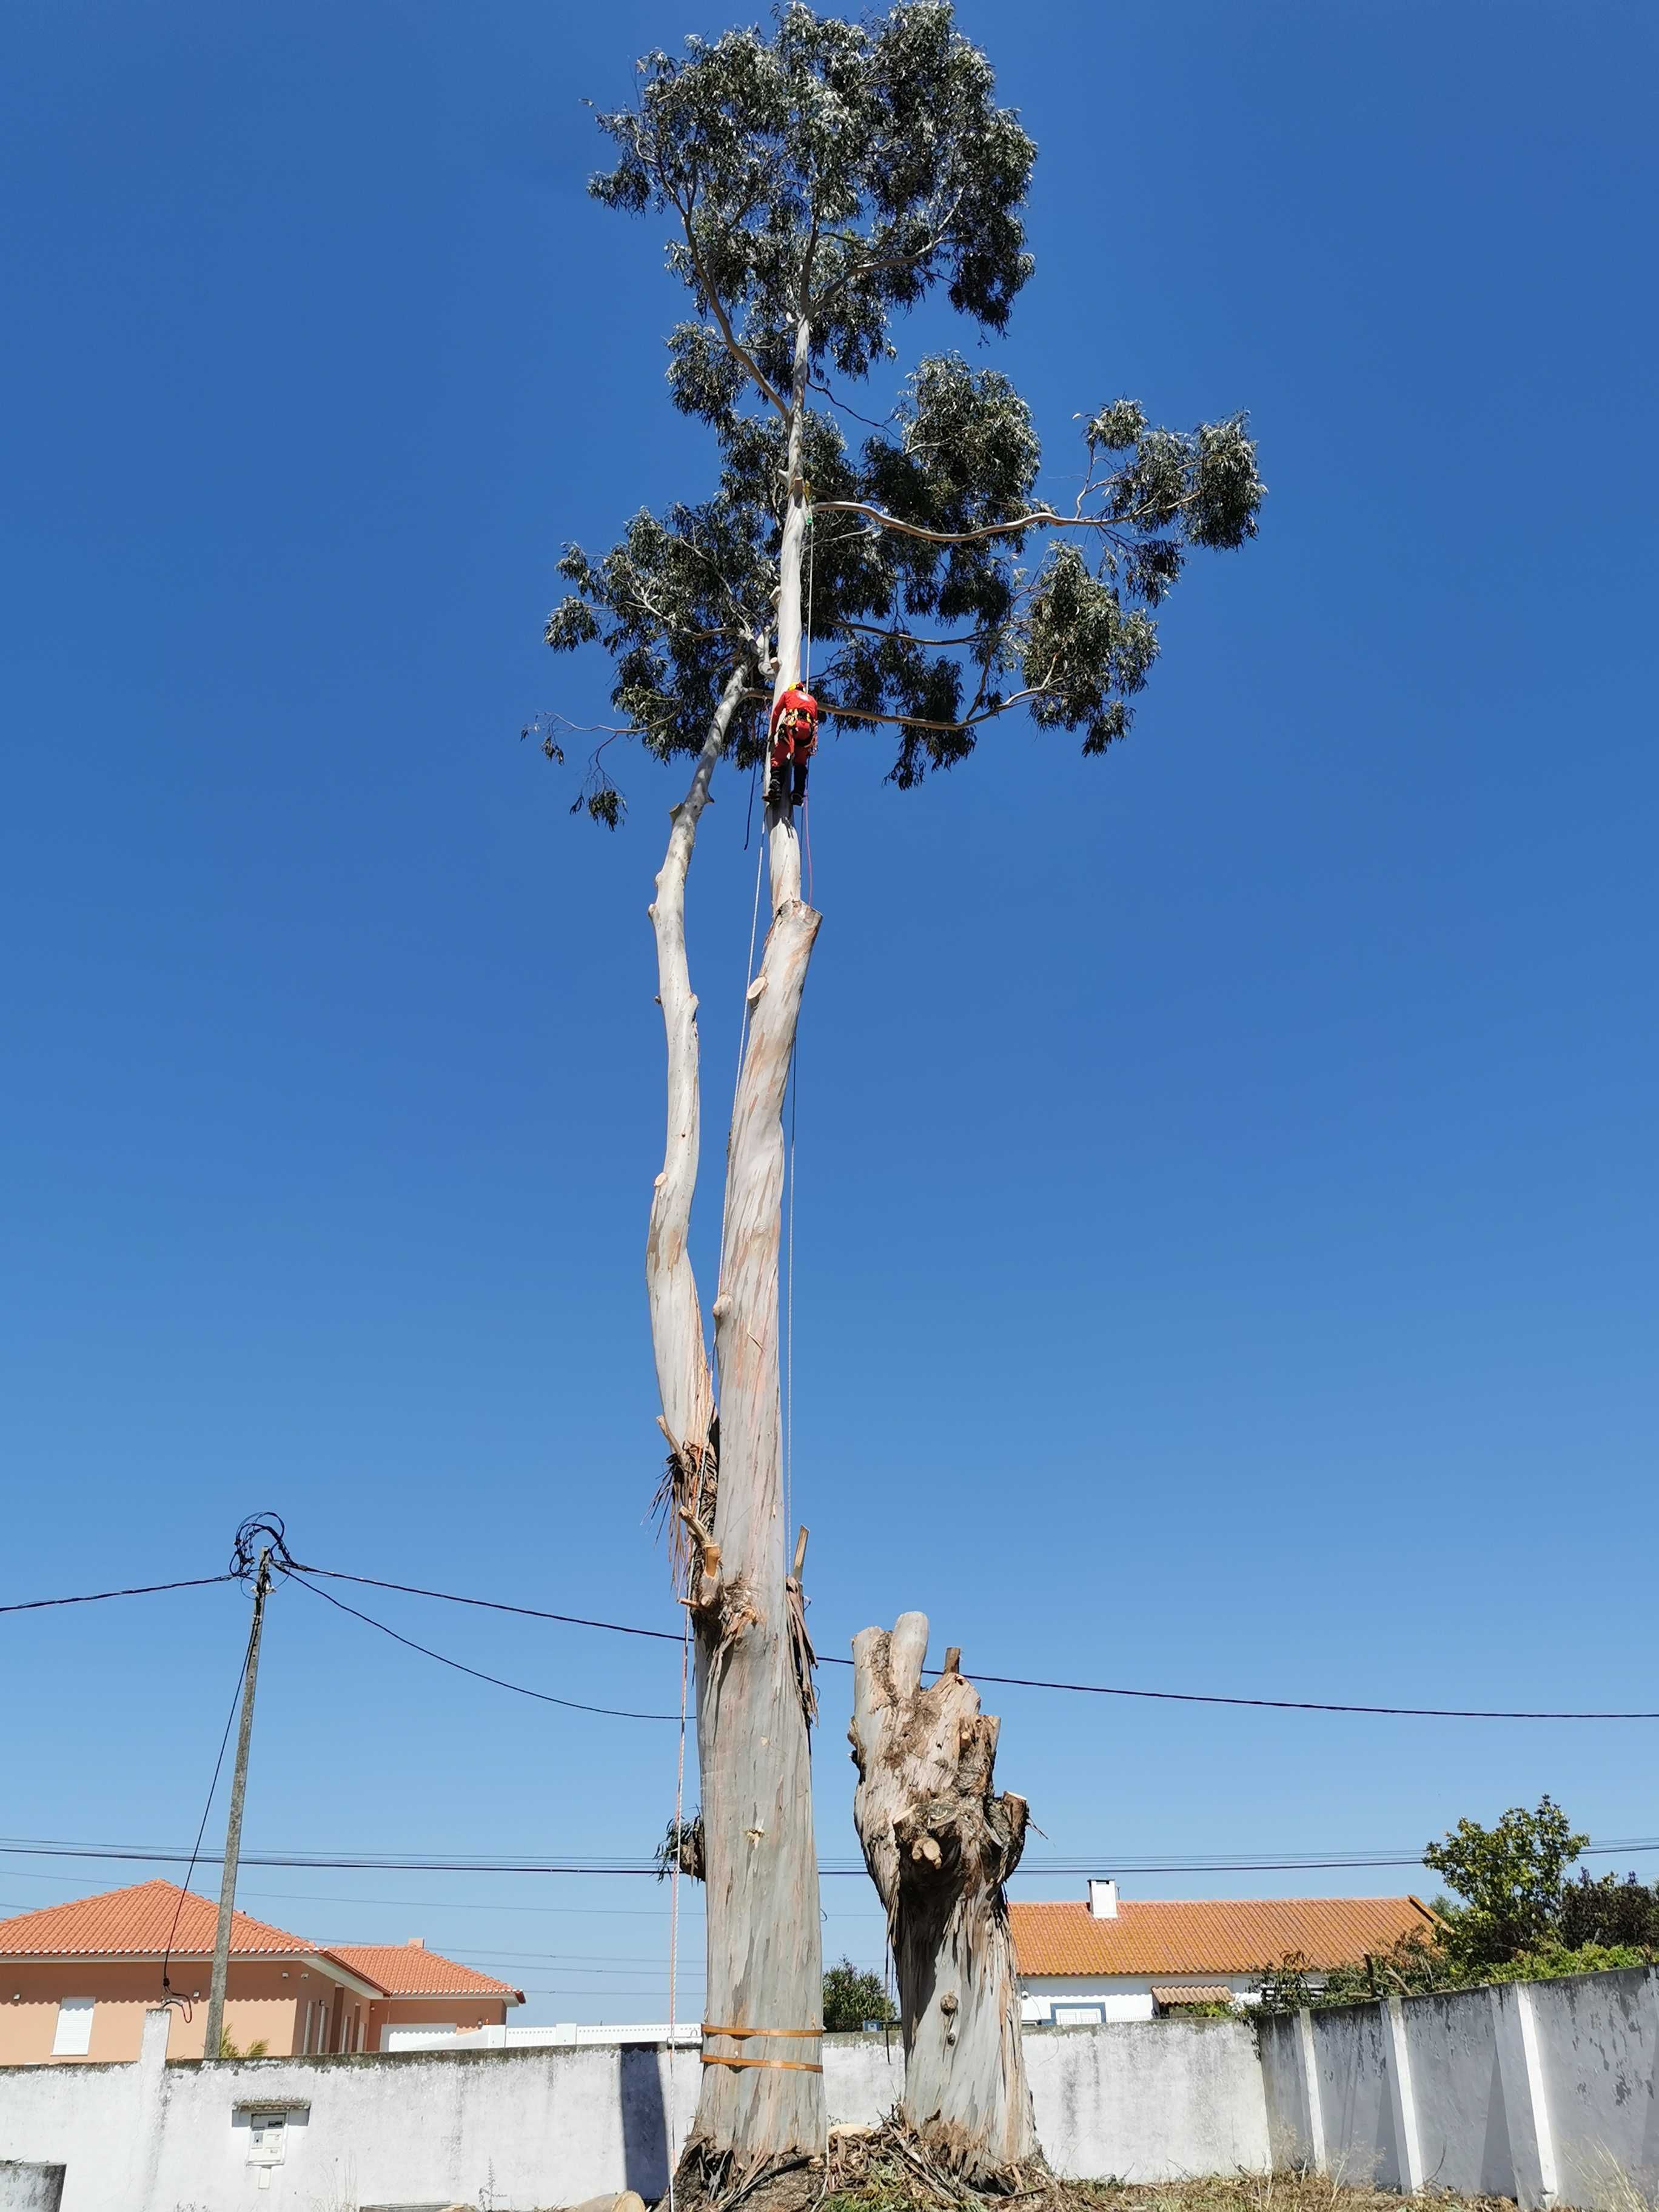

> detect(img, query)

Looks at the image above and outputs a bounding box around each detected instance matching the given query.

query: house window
[51,1998,95,2056]
[1053,2003,1106,2028]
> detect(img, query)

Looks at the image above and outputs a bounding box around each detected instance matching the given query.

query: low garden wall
[3,1968,1653,2211]
[0,2010,1266,2211]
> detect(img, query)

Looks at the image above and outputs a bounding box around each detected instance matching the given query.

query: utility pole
[204,1544,272,2063]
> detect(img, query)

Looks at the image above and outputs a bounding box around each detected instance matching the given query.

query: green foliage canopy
[538,1,1262,816]
[1255,1797,1659,2012]
[822,1956,897,2032]
[1424,1794,1590,1972]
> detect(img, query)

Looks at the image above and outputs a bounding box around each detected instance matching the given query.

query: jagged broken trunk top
[850,1614,1041,2186]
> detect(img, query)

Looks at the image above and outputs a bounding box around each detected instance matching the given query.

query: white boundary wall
[1258,1965,1659,2209]
[0,2011,1266,2211]
[7,1971,1653,2212]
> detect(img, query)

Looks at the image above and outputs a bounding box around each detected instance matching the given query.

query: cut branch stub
[850,1613,1040,2186]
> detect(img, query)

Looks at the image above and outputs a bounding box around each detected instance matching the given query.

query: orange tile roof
[1010,1896,1438,1977]
[1151,1986,1236,2008]
[326,1944,523,2005]
[0,1880,313,1960]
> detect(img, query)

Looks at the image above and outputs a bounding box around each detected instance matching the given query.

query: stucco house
[0,1881,522,2064]
[1011,1879,1439,2023]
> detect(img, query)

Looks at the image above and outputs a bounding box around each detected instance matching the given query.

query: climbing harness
[767,686,819,811]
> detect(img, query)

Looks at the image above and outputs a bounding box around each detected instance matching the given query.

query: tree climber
[767,685,819,812]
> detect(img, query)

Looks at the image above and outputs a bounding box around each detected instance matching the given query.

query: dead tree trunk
[850,1614,1041,2188]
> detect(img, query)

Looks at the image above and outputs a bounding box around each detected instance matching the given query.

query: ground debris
[535,2142,1529,2212]
[813,2132,1521,2212]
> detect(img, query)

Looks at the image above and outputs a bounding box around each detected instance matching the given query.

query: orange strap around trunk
[700,2054,823,2073]
[699,2023,823,2073]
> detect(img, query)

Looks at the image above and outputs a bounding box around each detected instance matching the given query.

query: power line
[4,1835,1657,1879]
[160,1607,257,2004]
[298,1560,1659,1722]
[0,1573,236,1617]
[285,1570,679,1722]
[300,1564,685,1646]
[8,1551,1658,1723]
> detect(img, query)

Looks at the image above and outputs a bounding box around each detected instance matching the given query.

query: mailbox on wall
[235,2099,310,2188]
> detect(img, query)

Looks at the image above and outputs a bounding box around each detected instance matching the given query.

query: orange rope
[701,2025,823,2039]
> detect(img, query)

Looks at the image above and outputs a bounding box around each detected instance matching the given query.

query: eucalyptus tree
[541,2,1262,2192]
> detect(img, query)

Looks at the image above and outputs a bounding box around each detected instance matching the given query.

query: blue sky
[2,0,1654,2022]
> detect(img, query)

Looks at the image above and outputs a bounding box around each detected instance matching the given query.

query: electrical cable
[8,1552,1658,1723]
[284,1570,678,1722]
[292,1565,1659,1722]
[0,1573,236,1616]
[5,1835,1657,1878]
[299,1566,684,1644]
[159,1609,257,2003]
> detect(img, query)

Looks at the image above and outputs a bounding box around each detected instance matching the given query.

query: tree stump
[850,1614,1041,2187]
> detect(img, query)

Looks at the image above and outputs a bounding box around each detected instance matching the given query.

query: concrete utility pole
[204,1544,272,2063]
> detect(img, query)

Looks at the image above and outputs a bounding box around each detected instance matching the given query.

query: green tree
[822,1957,897,2033]
[1557,1869,1659,1952]
[542,2,1259,2193]
[1422,1796,1589,1971]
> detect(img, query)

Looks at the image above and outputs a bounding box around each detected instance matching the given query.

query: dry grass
[816,2150,1520,2212]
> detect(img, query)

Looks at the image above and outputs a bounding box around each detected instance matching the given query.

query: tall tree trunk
[684,309,824,2188]
[648,312,826,2195]
[850,1614,1041,2188]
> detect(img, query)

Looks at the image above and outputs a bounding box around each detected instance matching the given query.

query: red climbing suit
[768,686,819,809]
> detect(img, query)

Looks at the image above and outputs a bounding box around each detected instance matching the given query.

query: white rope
[803,505,816,690]
[666,1609,691,2211]
[732,824,766,1113]
[785,1044,797,1538]
[783,501,813,1537]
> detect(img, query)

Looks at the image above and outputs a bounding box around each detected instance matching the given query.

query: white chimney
[1087,1879,1119,1920]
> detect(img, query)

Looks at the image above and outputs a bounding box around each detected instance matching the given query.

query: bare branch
[815,498,1076,546]
[816,682,1059,737]
[669,190,789,422]
[838,619,995,648]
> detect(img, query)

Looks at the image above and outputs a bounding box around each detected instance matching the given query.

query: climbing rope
[666,1606,691,2212]
[784,494,814,1540]
[803,502,816,691]
[785,1041,797,1539]
[732,833,766,1113]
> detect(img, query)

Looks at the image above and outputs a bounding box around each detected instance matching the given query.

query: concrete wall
[8,1972,1651,2212]
[1258,1966,1659,2209]
[0,2008,1269,2211]
[0,2167,64,2212]
[1025,2020,1269,2179]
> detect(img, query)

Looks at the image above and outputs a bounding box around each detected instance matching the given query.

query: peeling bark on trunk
[850,1615,1041,2188]
[685,881,822,2184]
[643,319,827,2197]
[646,668,746,1538]
[674,310,825,2190]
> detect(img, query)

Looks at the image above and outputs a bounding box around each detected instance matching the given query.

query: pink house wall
[0,1961,307,2063]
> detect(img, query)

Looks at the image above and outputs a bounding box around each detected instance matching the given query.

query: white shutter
[52,1998,95,2056]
